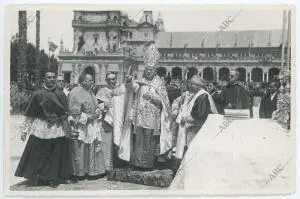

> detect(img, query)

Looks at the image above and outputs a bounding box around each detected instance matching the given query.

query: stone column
[262,73,265,82]
[94,64,100,85]
[245,67,248,82]
[75,63,81,84]
[98,63,102,85]
[266,72,269,82]
[166,66,172,74]
[71,63,76,84]
[249,72,252,82]
[198,67,202,77]
[169,66,173,80]
[101,63,107,84]
[215,67,219,81]
[58,63,62,75]
[197,66,202,77]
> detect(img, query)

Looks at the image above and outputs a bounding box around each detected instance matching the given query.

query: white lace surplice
[68,86,102,144]
[75,112,102,144]
[20,117,65,139]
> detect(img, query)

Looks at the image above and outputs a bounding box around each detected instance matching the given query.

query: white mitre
[143,43,160,67]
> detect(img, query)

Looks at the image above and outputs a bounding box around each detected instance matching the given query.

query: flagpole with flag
[48,37,58,69]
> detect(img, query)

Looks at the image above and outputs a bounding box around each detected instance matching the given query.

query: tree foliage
[10,39,60,113]
[10,39,59,86]
[10,40,19,82]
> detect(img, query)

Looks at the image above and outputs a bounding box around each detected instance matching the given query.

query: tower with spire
[59,35,64,53]
[155,11,164,32]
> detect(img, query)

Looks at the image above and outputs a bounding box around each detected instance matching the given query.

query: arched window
[113,16,118,22]
[268,68,280,82]
[219,67,229,81]
[252,68,263,82]
[157,67,167,78]
[187,67,198,80]
[171,67,182,80]
[145,15,148,22]
[236,68,246,81]
[203,67,213,81]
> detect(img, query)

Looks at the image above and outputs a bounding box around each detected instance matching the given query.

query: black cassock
[221,83,250,109]
[15,87,72,184]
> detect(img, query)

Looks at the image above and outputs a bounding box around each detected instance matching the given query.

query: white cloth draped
[170,114,294,194]
[175,89,218,159]
[68,86,102,144]
[104,82,172,162]
[74,112,102,144]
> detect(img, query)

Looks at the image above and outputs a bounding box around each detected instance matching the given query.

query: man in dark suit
[221,70,250,110]
[211,82,226,114]
[259,81,281,118]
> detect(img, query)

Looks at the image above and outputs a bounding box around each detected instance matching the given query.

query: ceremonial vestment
[96,86,124,170]
[68,86,105,176]
[130,75,172,169]
[15,86,72,184]
[175,89,218,159]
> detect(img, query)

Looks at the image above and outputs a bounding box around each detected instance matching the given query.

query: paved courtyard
[7,115,294,193]
[8,115,166,191]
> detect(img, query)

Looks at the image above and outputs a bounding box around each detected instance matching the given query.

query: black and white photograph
[2,4,296,196]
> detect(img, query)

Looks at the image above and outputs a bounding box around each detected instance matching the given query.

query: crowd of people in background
[12,42,291,189]
[23,67,291,136]
[12,67,291,189]
[14,68,290,126]
[10,38,291,191]
[164,70,290,122]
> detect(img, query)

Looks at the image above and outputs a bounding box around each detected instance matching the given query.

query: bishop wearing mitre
[105,42,173,171]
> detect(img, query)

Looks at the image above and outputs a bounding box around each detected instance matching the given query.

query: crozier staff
[123,43,173,170]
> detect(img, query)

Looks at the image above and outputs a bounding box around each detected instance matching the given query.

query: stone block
[107,169,173,187]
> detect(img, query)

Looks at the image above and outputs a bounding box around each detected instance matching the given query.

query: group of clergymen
[14,44,282,188]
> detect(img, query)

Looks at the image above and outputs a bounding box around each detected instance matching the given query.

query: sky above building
[7,6,286,55]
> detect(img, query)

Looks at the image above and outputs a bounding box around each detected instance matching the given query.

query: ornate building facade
[58,10,287,85]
